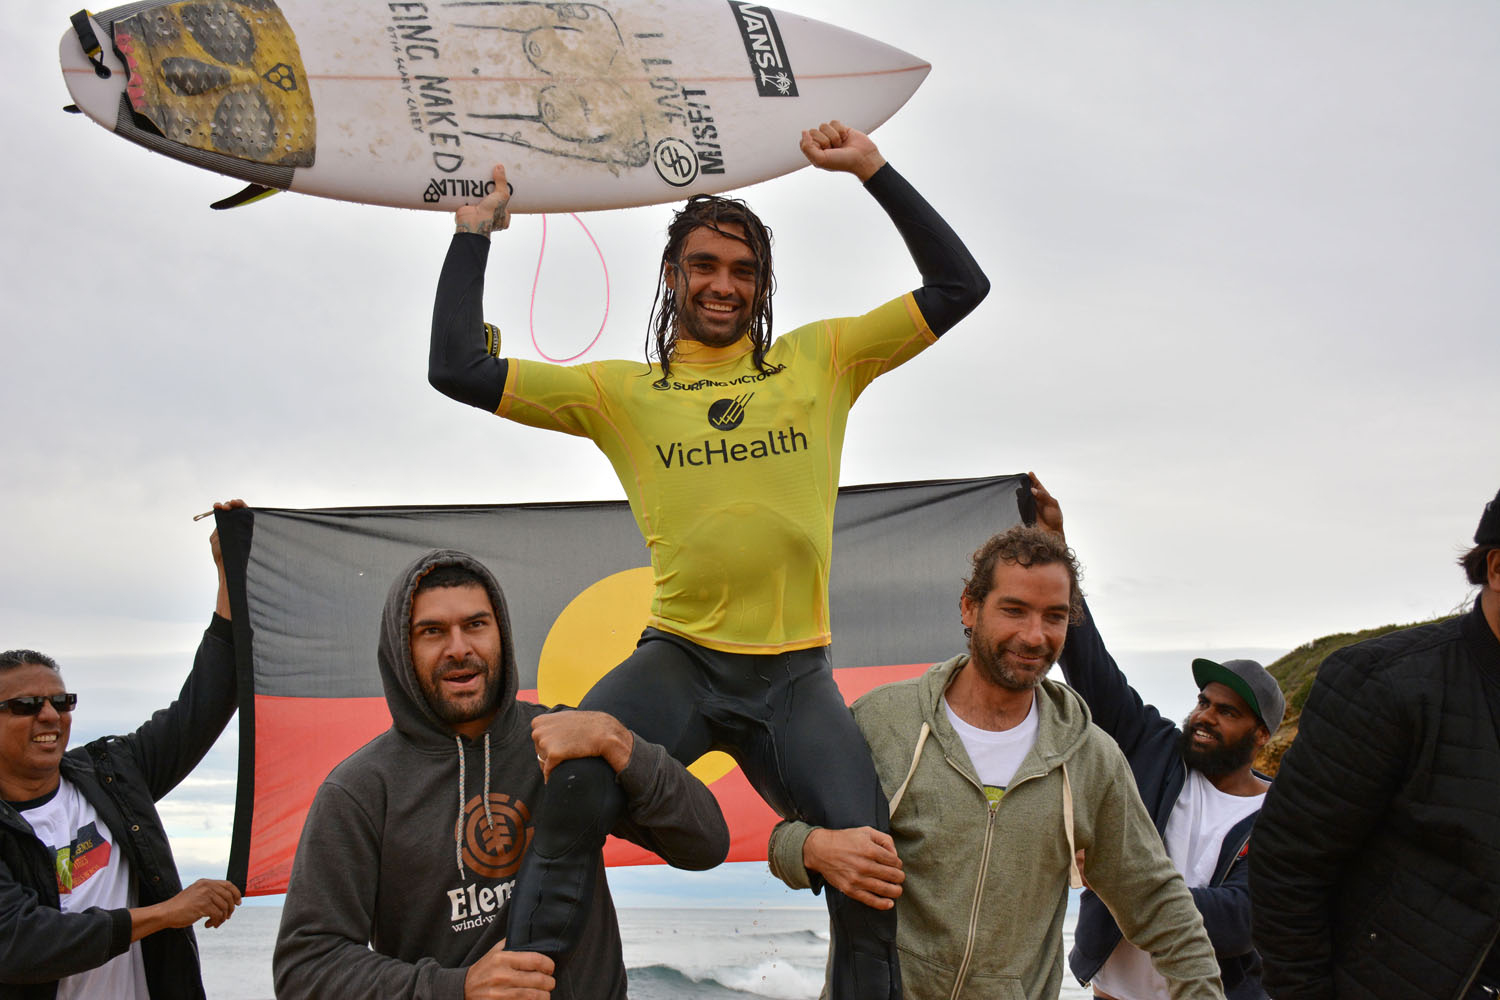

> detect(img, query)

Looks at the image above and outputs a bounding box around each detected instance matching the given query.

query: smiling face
[0,663,70,800]
[960,560,1072,691]
[1179,681,1267,777]
[665,222,757,348]
[409,583,506,740]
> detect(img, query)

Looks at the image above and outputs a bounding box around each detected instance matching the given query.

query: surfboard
[59,0,930,213]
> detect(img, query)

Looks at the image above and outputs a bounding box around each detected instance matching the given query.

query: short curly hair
[962,525,1084,625]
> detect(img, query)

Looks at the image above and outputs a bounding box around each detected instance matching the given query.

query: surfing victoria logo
[729,2,799,97]
[707,393,753,431]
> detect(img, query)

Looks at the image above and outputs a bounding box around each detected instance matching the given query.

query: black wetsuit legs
[503,629,900,999]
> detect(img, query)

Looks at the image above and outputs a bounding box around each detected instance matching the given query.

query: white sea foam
[717,956,828,998]
[198,903,1092,999]
[620,907,829,995]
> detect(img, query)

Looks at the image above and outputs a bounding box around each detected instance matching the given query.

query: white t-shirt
[18,779,150,1000]
[1091,768,1265,1000]
[944,694,1039,805]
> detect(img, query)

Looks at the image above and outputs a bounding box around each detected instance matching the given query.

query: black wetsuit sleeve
[864,162,990,336]
[429,233,509,412]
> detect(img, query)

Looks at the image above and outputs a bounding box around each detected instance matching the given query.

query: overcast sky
[4,1,1496,903]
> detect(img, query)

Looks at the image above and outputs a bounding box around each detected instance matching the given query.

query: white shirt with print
[20,778,150,1000]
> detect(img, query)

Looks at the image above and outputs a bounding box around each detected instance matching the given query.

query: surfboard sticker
[113,0,315,167]
[729,1,797,97]
[62,0,930,212]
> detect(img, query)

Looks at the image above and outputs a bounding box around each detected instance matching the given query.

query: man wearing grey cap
[1250,487,1500,1000]
[1028,477,1278,1000]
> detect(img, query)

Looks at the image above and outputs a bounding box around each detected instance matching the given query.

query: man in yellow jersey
[428,121,989,999]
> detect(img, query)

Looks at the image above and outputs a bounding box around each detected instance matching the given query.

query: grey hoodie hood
[377,548,523,749]
[377,548,531,880]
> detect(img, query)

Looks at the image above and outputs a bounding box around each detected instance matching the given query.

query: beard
[676,295,748,347]
[421,654,504,726]
[1178,716,1258,777]
[969,635,1059,691]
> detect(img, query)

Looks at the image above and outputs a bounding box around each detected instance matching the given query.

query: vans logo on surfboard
[729,2,798,98]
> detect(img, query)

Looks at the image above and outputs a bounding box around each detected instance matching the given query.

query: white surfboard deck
[60,0,929,213]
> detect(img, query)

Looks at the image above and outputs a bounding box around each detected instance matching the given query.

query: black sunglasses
[0,693,78,716]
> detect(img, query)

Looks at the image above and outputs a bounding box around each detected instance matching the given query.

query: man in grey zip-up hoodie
[273,549,729,999]
[769,525,1223,1000]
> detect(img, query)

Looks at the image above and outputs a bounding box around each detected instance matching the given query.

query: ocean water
[198,906,1091,999]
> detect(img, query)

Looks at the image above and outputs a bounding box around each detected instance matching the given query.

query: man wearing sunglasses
[0,502,246,1000]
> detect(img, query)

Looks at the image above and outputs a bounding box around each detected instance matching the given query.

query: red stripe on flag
[246,661,932,891]
[245,694,392,895]
[606,764,783,866]
[830,662,930,701]
[601,663,931,866]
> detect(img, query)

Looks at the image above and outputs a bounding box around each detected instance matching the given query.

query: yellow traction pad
[113,0,314,167]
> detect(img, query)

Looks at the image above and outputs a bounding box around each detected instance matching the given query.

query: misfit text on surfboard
[380,2,729,205]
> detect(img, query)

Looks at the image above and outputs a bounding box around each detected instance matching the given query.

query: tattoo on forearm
[456,219,495,236]
[454,183,513,237]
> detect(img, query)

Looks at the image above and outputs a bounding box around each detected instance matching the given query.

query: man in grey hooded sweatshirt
[273,549,730,999]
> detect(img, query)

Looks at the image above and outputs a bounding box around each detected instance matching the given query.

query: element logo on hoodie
[458,792,534,879]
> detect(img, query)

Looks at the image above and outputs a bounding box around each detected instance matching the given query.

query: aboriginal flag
[217,474,1032,894]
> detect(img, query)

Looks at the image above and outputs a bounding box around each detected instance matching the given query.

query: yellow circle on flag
[537,567,736,785]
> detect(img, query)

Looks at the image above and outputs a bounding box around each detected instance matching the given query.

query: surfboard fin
[211,184,281,211]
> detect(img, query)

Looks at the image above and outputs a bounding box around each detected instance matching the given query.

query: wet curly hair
[646,195,781,383]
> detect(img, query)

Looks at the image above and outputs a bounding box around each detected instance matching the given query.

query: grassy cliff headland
[1253,613,1459,776]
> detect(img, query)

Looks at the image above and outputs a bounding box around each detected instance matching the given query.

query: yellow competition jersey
[497,294,935,653]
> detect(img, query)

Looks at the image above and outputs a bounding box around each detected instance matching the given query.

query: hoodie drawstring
[482,732,495,832]
[454,733,500,882]
[889,722,931,816]
[1062,760,1083,889]
[455,735,467,880]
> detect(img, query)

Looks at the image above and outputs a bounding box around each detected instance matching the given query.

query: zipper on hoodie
[1218,828,1251,885]
[944,759,1051,999]
[949,793,1001,999]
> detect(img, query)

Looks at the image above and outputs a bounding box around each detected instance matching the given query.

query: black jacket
[0,617,237,999]
[1061,600,1267,999]
[1249,600,1500,1000]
